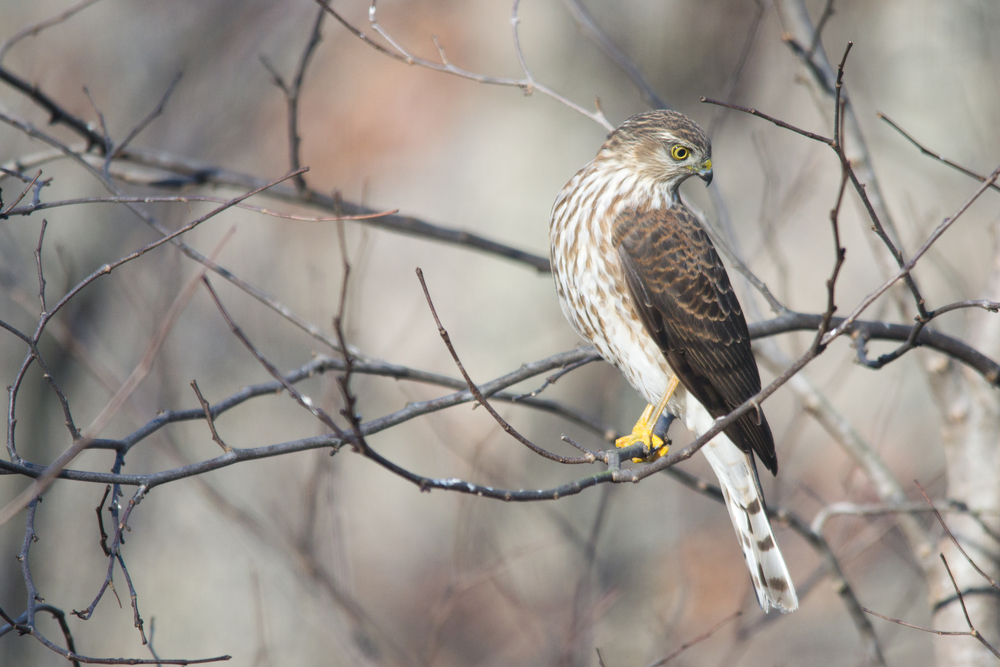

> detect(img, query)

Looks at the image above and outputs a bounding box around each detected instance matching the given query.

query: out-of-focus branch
[863,553,1000,660]
[0,175,292,527]
[5,147,996,386]
[0,0,103,63]
[755,345,934,563]
[779,509,887,665]
[558,0,667,109]
[316,0,613,131]
[666,466,885,663]
[416,267,595,465]
[107,145,551,271]
[0,65,105,149]
[261,7,325,191]
[775,0,908,276]
[749,312,1000,387]
[878,112,1000,194]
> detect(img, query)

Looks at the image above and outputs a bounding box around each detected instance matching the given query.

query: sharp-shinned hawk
[549,109,797,613]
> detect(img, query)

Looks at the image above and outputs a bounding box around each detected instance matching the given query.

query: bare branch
[558,0,667,109]
[861,555,1000,659]
[916,482,1000,594]
[0,168,44,216]
[200,276,350,442]
[823,163,1000,346]
[878,112,1000,194]
[263,7,325,191]
[4,193,398,222]
[190,380,231,453]
[701,97,833,145]
[646,610,741,666]
[0,0,103,63]
[316,0,613,131]
[416,267,594,465]
[110,71,183,162]
[0,216,246,527]
[777,509,887,665]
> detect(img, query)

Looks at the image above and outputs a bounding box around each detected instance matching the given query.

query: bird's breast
[549,165,681,411]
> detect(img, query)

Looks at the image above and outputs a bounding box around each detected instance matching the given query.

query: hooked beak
[697,158,713,185]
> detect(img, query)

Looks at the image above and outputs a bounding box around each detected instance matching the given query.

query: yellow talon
[615,376,679,462]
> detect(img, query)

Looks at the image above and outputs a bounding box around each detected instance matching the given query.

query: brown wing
[613,204,777,475]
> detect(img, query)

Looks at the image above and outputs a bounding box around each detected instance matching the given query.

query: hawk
[549,109,797,613]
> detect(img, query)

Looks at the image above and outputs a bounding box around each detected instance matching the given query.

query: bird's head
[602,110,713,197]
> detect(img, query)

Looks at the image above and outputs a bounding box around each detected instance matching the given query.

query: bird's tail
[701,436,798,613]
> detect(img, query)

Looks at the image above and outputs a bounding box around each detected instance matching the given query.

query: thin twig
[558,0,667,109]
[878,112,1000,194]
[4,193,398,222]
[0,0,103,63]
[416,267,594,465]
[0,168,42,216]
[109,71,183,163]
[776,509,887,664]
[646,610,741,666]
[190,380,231,452]
[0,215,247,528]
[701,97,833,145]
[822,163,1000,347]
[316,0,613,131]
[262,7,325,191]
[862,555,1000,659]
[200,276,350,442]
[915,482,1000,593]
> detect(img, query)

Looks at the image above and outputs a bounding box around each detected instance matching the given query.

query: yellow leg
[616,375,680,461]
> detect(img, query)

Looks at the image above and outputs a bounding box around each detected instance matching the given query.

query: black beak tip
[699,171,713,186]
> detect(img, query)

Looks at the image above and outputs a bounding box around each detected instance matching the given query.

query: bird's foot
[615,377,679,462]
[615,404,669,462]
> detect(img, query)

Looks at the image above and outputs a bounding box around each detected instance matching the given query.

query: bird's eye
[670,145,690,161]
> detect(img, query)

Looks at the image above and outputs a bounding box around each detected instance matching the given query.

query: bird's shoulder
[612,203,740,321]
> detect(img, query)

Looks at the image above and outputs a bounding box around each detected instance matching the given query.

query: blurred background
[1,0,998,665]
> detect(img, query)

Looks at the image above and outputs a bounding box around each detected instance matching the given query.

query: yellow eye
[670,145,690,161]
